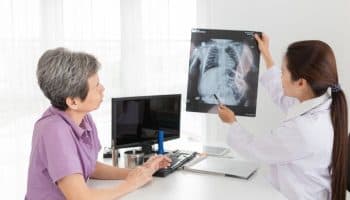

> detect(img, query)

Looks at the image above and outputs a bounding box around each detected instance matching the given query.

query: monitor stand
[140,143,170,162]
[141,143,155,155]
[140,143,155,162]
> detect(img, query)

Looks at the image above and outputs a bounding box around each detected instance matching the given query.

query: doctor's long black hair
[286,40,348,200]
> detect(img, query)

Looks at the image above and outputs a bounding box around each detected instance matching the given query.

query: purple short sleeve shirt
[25,106,101,200]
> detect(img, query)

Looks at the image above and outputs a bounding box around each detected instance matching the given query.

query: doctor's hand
[254,33,275,69]
[218,104,237,124]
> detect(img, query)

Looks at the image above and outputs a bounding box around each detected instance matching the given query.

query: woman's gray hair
[37,47,100,110]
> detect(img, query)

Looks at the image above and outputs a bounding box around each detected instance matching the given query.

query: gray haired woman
[25,48,170,200]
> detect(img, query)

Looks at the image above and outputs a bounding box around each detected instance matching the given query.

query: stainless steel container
[112,145,119,167]
[111,140,120,167]
[124,150,144,168]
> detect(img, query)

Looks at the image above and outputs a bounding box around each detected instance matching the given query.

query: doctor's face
[281,59,298,98]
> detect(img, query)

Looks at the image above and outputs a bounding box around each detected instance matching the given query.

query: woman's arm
[59,156,171,200]
[218,105,311,165]
[255,34,298,112]
[226,122,311,165]
[57,168,152,200]
[90,161,131,180]
[90,155,171,180]
[254,33,274,69]
[260,66,299,112]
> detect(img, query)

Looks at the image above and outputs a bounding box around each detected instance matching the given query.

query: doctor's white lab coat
[228,66,333,200]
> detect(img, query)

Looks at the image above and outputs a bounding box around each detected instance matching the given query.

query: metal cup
[124,150,144,168]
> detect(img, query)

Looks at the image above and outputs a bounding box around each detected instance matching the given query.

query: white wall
[1,1,349,198]
[196,0,350,144]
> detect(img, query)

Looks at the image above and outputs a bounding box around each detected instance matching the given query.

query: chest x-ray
[186,29,261,116]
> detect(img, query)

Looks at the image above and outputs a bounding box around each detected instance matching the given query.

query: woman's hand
[218,104,237,124]
[124,166,153,191]
[143,155,171,173]
[123,155,171,192]
[254,33,275,69]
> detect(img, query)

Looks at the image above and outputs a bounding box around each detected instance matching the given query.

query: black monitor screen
[112,94,181,149]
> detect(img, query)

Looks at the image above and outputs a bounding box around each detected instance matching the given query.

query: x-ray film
[186,29,261,116]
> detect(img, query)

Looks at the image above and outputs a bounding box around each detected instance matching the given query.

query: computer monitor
[111,94,181,154]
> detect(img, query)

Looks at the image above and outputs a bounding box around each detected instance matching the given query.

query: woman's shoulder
[294,107,331,127]
[277,108,332,141]
[36,111,68,128]
[34,108,72,139]
[288,109,333,145]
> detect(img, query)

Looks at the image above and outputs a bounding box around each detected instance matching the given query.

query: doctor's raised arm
[255,34,299,112]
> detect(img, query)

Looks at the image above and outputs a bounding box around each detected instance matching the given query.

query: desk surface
[89,139,287,200]
[88,163,287,200]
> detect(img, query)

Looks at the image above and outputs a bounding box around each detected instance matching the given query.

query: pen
[213,94,221,104]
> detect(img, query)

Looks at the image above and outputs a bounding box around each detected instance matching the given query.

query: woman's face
[78,73,105,112]
[281,58,298,97]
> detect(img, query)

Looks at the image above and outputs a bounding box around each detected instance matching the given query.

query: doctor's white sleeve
[259,66,299,113]
[227,122,312,165]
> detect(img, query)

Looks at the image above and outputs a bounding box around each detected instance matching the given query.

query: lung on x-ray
[186,29,261,117]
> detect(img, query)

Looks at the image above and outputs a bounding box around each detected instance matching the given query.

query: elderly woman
[25,48,171,200]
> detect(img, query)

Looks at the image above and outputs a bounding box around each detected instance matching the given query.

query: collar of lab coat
[284,91,331,122]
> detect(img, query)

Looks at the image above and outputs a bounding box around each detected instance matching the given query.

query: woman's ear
[297,78,308,87]
[65,97,79,110]
[298,78,314,94]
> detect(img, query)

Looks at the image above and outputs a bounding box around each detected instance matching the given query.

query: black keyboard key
[153,151,197,177]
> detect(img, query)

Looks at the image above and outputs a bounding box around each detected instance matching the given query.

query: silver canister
[124,150,144,168]
[112,146,118,167]
[111,140,119,167]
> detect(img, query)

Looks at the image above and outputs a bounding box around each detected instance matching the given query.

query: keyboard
[153,150,197,177]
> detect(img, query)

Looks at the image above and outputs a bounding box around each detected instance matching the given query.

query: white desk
[88,167,286,200]
[89,142,287,200]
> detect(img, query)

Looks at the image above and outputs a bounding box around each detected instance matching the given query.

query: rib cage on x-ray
[189,39,256,106]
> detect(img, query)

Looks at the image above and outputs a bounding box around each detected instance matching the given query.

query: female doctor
[218,34,348,200]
